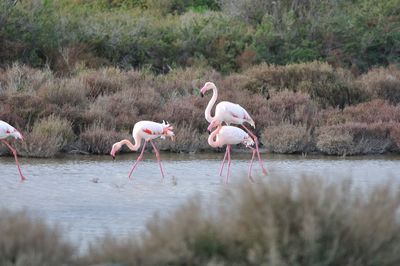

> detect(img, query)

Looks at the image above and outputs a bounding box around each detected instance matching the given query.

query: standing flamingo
[0,120,26,181]
[208,124,256,183]
[200,81,267,175]
[110,120,174,179]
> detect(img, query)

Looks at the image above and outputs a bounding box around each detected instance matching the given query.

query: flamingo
[208,124,256,183]
[110,120,174,179]
[0,120,26,181]
[200,81,267,175]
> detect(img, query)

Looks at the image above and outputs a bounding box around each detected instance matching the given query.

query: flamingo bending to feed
[110,120,174,179]
[209,124,256,183]
[0,120,26,181]
[200,81,267,175]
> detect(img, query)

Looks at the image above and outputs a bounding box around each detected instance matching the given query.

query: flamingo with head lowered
[208,124,256,183]
[0,120,26,181]
[110,120,174,179]
[200,81,267,175]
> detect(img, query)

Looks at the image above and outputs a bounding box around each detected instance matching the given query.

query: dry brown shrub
[86,86,160,131]
[267,90,317,127]
[155,95,207,132]
[240,61,362,108]
[0,63,53,92]
[342,99,400,124]
[317,122,394,155]
[158,123,209,152]
[38,78,87,107]
[357,65,400,104]
[15,116,75,158]
[84,177,400,265]
[79,123,130,154]
[0,209,76,266]
[154,67,221,99]
[263,124,311,153]
[0,92,53,127]
[80,67,129,99]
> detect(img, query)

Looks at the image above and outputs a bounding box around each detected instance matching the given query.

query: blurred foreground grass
[2,176,400,265]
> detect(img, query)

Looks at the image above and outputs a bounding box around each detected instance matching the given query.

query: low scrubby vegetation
[1,62,400,157]
[2,176,400,265]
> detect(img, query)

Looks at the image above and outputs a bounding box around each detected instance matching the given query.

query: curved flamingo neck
[208,125,222,148]
[205,86,218,123]
[121,135,141,151]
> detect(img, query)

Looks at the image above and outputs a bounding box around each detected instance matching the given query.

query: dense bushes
[1,62,400,156]
[3,176,400,265]
[0,0,398,74]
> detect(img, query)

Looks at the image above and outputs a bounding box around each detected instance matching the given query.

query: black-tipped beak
[200,92,204,98]
[207,129,211,134]
[111,155,115,160]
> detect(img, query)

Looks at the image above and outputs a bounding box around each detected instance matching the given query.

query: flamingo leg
[247,147,256,183]
[1,139,26,182]
[219,148,228,177]
[241,125,267,175]
[225,144,231,184]
[128,140,147,179]
[149,139,165,179]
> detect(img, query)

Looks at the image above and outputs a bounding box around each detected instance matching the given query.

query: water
[1,152,399,249]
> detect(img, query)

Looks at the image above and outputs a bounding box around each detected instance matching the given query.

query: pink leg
[219,148,228,176]
[150,140,165,179]
[247,148,256,183]
[128,140,147,179]
[241,125,267,175]
[225,145,231,184]
[1,140,26,182]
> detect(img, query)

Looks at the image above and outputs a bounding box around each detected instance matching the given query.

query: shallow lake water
[1,152,400,250]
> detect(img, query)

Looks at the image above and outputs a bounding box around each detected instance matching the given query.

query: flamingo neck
[205,86,218,123]
[121,136,141,151]
[208,125,222,148]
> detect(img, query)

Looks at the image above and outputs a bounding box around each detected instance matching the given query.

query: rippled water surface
[1,152,399,249]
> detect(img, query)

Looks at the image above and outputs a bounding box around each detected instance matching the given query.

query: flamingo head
[11,129,23,140]
[162,120,175,141]
[207,119,221,134]
[243,135,255,148]
[110,142,122,160]
[200,82,216,97]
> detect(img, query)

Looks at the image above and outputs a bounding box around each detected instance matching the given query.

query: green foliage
[1,0,398,73]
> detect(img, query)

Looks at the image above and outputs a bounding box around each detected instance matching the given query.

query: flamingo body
[110,120,174,179]
[209,125,255,183]
[214,101,254,127]
[0,120,25,181]
[200,82,267,175]
[133,121,173,141]
[210,125,254,148]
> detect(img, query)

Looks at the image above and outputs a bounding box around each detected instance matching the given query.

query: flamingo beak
[200,92,204,98]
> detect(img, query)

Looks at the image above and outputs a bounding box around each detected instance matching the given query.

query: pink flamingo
[0,120,26,181]
[200,81,267,175]
[110,120,174,179]
[208,124,256,183]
